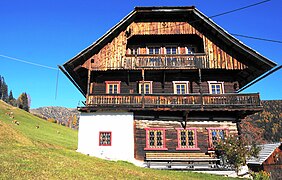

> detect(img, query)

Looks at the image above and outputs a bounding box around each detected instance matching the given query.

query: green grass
[0,100,236,179]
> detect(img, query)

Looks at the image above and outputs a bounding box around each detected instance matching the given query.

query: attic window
[148,47,160,54]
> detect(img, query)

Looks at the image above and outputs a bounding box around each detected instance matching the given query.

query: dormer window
[148,47,160,54]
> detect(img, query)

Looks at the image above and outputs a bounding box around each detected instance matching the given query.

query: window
[208,81,224,94]
[176,128,200,150]
[105,81,121,94]
[166,47,177,54]
[148,47,160,54]
[144,128,167,150]
[186,46,197,54]
[173,81,189,94]
[99,131,112,146]
[139,81,152,94]
[207,128,228,149]
[130,47,139,55]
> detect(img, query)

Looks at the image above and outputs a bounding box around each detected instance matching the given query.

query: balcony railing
[103,54,208,70]
[86,93,261,111]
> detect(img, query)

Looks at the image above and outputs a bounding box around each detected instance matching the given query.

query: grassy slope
[0,100,235,179]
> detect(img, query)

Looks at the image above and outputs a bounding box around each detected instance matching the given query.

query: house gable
[62,6,276,96]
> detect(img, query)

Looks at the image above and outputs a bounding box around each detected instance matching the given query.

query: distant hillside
[30,106,79,127]
[241,100,282,143]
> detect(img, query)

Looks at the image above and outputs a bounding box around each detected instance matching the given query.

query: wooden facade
[62,6,276,166]
[87,21,247,71]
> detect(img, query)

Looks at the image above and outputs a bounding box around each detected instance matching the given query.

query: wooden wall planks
[85,21,247,71]
[134,120,238,161]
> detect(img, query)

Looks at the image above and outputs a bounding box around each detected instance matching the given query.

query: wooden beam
[198,69,203,110]
[73,65,82,72]
[127,70,130,86]
[142,69,145,108]
[86,61,92,105]
[162,71,165,92]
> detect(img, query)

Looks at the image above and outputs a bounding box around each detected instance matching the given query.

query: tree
[8,90,17,106]
[216,135,260,174]
[0,75,2,99]
[17,92,29,112]
[0,76,8,102]
[72,115,78,129]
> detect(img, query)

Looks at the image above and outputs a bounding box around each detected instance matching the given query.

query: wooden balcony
[84,93,262,112]
[100,54,209,70]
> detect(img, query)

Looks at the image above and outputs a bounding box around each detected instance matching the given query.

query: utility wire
[132,0,281,44]
[208,0,271,18]
[231,33,282,44]
[135,0,271,34]
[0,0,278,72]
[55,67,60,100]
[0,54,57,70]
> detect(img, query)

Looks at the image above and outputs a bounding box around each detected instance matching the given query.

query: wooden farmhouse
[61,6,277,168]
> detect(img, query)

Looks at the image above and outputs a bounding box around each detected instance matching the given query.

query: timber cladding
[85,21,247,71]
[90,78,238,94]
[134,119,237,161]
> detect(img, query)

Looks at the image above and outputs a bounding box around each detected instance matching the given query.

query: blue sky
[0,0,281,108]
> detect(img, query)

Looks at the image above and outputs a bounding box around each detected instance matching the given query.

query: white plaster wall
[77,111,134,162]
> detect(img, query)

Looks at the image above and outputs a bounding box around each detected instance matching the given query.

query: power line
[131,0,281,44]
[135,0,271,34]
[231,33,282,44]
[0,54,57,70]
[209,0,271,18]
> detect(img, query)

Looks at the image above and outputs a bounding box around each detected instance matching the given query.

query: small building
[60,6,277,168]
[247,143,282,179]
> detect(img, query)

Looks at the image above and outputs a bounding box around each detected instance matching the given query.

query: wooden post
[142,69,145,108]
[199,68,203,110]
[162,71,165,92]
[86,59,92,106]
[181,111,189,129]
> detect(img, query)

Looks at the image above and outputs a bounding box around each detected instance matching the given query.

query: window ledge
[144,148,168,151]
[176,147,200,151]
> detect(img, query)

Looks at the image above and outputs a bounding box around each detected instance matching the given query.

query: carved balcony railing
[103,54,208,70]
[85,93,261,111]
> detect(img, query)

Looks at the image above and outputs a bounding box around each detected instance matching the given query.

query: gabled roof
[61,6,277,96]
[247,143,281,165]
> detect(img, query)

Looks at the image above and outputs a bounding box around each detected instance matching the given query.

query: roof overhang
[62,6,277,95]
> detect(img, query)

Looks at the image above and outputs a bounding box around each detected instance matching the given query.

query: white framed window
[147,47,160,54]
[173,81,189,94]
[208,81,224,94]
[186,46,197,54]
[139,81,152,94]
[166,46,177,54]
[130,47,139,55]
[105,81,121,94]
